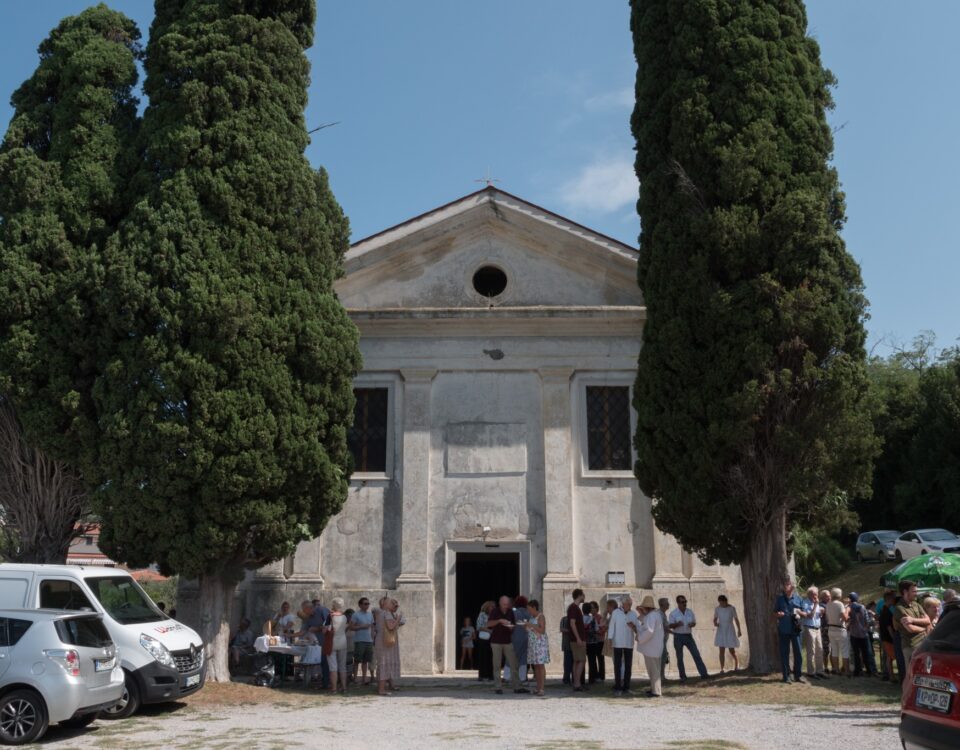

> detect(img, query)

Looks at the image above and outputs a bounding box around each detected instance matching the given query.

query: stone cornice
[348,306,646,338]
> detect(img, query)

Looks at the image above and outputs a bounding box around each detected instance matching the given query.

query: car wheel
[99,671,140,720]
[878,552,885,563]
[856,551,864,563]
[0,689,48,745]
[895,549,903,562]
[59,713,98,730]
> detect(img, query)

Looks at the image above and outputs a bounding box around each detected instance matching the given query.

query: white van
[0,564,205,719]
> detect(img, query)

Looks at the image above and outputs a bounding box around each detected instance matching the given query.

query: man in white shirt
[272,601,297,636]
[635,596,665,697]
[605,596,638,695]
[668,595,709,682]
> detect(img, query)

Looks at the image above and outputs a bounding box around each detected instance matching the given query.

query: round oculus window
[472,265,508,298]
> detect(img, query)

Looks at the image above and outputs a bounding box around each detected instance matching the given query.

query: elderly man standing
[635,596,665,697]
[487,595,529,695]
[774,578,805,684]
[801,585,827,680]
[668,595,709,683]
[606,595,637,695]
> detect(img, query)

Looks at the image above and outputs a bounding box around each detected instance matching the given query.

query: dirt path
[38,678,900,749]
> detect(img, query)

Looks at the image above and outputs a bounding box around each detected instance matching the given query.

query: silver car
[855,530,900,562]
[0,609,123,745]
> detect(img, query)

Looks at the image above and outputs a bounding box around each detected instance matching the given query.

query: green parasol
[880,553,960,594]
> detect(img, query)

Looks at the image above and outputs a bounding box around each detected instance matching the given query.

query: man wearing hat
[634,596,665,697]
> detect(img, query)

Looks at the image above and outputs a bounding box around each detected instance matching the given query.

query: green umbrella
[880,553,960,593]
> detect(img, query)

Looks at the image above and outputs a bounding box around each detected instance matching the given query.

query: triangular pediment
[336,187,643,311]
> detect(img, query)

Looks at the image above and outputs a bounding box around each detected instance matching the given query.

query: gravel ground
[39,679,900,750]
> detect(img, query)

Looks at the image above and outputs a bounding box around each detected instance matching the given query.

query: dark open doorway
[455,551,520,652]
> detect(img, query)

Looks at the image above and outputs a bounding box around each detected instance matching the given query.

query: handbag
[478,630,491,641]
[602,638,613,658]
[383,620,398,647]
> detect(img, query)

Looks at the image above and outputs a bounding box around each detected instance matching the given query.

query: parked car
[0,609,123,745]
[856,530,901,562]
[0,565,204,719]
[900,602,960,749]
[895,530,960,561]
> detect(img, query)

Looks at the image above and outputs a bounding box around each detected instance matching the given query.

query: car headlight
[140,633,176,669]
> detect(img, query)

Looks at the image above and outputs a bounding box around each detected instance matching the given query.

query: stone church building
[239,187,745,672]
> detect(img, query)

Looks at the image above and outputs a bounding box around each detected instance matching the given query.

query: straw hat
[639,595,657,610]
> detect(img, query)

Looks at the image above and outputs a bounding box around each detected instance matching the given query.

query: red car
[901,603,960,750]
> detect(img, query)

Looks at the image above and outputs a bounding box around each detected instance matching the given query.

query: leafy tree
[852,339,928,533]
[0,5,141,559]
[894,349,960,530]
[630,0,876,671]
[91,0,359,681]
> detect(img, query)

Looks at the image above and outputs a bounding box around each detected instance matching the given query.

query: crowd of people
[469,588,743,697]
[774,577,957,693]
[230,595,406,696]
[228,577,957,698]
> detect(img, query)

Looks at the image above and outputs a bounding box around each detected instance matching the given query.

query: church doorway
[455,551,520,641]
[443,540,531,672]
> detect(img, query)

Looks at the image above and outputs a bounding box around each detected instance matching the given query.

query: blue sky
[2,1,957,353]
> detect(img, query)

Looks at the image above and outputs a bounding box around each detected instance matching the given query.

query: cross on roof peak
[474,167,500,188]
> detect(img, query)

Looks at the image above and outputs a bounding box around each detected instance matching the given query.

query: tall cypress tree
[92,0,359,681]
[630,1,876,671]
[0,5,141,558]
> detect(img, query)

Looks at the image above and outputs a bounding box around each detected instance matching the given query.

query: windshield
[876,532,899,541]
[86,576,166,625]
[920,530,957,542]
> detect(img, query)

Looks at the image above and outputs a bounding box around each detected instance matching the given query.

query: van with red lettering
[0,565,204,719]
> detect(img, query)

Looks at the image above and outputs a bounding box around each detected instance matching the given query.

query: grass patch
[568,671,900,707]
[822,561,889,604]
[566,721,590,729]
[663,742,748,750]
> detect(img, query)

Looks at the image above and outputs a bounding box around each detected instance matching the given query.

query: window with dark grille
[586,386,632,471]
[348,388,389,473]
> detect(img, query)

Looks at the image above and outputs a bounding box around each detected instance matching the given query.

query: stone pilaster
[289,538,324,587]
[395,368,436,587]
[539,366,578,586]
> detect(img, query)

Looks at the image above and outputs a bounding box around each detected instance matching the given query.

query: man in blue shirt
[774,578,805,684]
[800,585,827,680]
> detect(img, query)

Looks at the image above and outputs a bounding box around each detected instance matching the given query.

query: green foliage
[893,349,960,529]
[630,0,876,566]
[0,5,141,467]
[90,0,360,578]
[793,529,852,584]
[136,575,179,611]
[851,334,959,533]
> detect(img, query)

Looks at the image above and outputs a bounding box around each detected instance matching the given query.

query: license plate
[95,658,114,672]
[916,686,951,713]
[185,674,200,687]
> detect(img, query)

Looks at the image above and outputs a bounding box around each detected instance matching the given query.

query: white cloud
[559,155,638,214]
[584,87,634,112]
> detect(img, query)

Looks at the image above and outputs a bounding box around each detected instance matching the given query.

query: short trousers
[570,642,587,661]
[828,627,849,659]
[327,648,348,672]
[354,641,374,664]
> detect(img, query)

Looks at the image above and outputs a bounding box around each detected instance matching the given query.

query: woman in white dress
[713,594,742,672]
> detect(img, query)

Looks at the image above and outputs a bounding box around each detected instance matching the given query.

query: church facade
[239,187,745,672]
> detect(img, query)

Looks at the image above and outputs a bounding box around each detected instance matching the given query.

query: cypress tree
[630,0,876,671]
[0,5,141,558]
[92,0,360,681]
